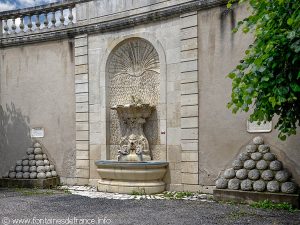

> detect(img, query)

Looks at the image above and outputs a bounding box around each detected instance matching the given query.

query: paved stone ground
[0,187,299,225]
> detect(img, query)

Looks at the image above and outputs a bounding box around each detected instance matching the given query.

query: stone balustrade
[0,0,92,36]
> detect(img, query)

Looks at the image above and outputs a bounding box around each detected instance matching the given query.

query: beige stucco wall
[0,40,76,179]
[197,5,300,186]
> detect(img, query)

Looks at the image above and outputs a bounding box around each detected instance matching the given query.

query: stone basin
[95,160,168,194]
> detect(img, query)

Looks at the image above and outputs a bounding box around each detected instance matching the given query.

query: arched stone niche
[106,37,162,160]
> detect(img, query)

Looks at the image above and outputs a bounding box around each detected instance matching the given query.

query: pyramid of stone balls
[2,142,57,180]
[216,136,298,194]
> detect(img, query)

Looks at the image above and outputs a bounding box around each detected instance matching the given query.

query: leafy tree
[227,0,300,140]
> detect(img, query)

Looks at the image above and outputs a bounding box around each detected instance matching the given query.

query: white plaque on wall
[247,121,272,133]
[31,128,45,138]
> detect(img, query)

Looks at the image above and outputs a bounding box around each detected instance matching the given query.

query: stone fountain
[95,102,168,194]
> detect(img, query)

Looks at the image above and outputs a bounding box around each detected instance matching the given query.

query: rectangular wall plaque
[31,128,45,138]
[247,121,272,133]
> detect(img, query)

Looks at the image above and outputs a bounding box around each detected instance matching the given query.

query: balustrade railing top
[0,0,93,36]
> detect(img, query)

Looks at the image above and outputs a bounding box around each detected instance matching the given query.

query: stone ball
[269,160,282,171]
[9,166,15,172]
[51,171,57,177]
[2,172,9,178]
[22,166,30,172]
[236,169,248,180]
[9,172,16,178]
[35,154,43,160]
[267,181,280,192]
[251,152,263,161]
[16,172,23,179]
[261,170,274,181]
[33,142,41,148]
[244,160,256,170]
[281,182,298,194]
[26,148,34,155]
[29,160,36,166]
[37,166,45,173]
[241,179,253,191]
[15,166,23,172]
[22,160,29,166]
[263,153,276,161]
[49,165,55,171]
[223,168,236,179]
[228,179,240,190]
[248,169,260,180]
[34,147,43,155]
[22,155,29,160]
[30,166,37,172]
[16,160,22,166]
[36,160,45,166]
[37,172,46,179]
[23,172,30,179]
[44,160,50,166]
[232,159,243,170]
[46,172,52,178]
[256,160,268,170]
[275,170,290,183]
[258,145,270,154]
[253,180,266,192]
[253,136,264,145]
[30,172,37,179]
[28,154,35,160]
[44,166,50,172]
[246,144,257,153]
[238,152,250,162]
[43,154,48,160]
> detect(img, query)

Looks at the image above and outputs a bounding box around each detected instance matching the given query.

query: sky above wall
[0,0,57,12]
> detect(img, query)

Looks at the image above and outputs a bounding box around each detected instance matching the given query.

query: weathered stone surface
[232,159,243,170]
[51,171,57,177]
[248,169,260,181]
[43,154,48,159]
[44,160,50,166]
[216,178,228,189]
[23,172,30,179]
[35,154,43,160]
[29,160,36,166]
[261,170,274,181]
[281,182,297,194]
[44,166,50,172]
[267,181,280,192]
[238,152,250,162]
[269,160,282,171]
[30,172,37,179]
[49,165,55,171]
[16,172,23,179]
[228,178,240,190]
[33,142,41,148]
[27,148,34,155]
[15,166,23,172]
[223,168,235,179]
[22,160,29,166]
[251,152,262,161]
[275,170,290,183]
[28,154,35,160]
[9,167,15,172]
[253,180,266,192]
[29,166,37,172]
[263,153,276,161]
[246,144,257,153]
[241,179,253,191]
[37,166,45,173]
[258,145,270,154]
[236,169,248,180]
[34,147,43,154]
[22,166,30,172]
[37,172,46,179]
[256,160,268,170]
[9,172,16,178]
[46,172,52,178]
[2,172,9,178]
[36,160,45,166]
[16,160,22,166]
[244,160,256,170]
[253,136,264,145]
[22,155,29,160]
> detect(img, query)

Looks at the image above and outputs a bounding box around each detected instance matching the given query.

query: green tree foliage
[227,0,300,140]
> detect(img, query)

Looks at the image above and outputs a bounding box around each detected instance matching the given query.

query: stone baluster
[44,12,49,29]
[68,7,74,24]
[27,15,33,31]
[11,18,17,34]
[59,8,65,26]
[51,11,56,27]
[19,16,25,32]
[35,14,41,30]
[3,19,9,34]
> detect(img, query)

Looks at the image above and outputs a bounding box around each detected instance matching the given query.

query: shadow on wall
[0,103,32,176]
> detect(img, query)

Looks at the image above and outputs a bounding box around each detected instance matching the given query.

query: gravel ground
[0,188,299,225]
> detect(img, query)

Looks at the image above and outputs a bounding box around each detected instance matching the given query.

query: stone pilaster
[74,34,89,185]
[180,11,199,188]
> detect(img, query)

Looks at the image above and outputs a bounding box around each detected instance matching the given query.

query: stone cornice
[0,0,227,48]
